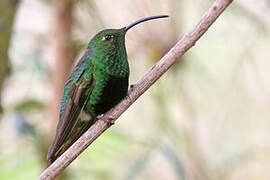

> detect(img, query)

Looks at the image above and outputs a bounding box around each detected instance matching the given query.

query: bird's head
[87,15,169,55]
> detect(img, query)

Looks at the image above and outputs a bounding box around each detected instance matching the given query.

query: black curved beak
[124,15,169,32]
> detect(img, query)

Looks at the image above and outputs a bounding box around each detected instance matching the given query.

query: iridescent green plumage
[47,15,168,164]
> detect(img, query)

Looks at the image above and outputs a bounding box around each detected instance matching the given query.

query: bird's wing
[47,69,94,164]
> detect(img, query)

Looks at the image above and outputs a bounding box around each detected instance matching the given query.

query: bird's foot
[97,114,104,119]
[97,114,115,126]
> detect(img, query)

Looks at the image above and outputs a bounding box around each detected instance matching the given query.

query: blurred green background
[1,0,270,179]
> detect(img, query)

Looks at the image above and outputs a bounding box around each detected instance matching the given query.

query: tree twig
[38,0,233,179]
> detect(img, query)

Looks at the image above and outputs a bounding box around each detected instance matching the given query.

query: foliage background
[0,0,270,179]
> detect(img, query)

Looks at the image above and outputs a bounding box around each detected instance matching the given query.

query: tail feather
[46,116,95,165]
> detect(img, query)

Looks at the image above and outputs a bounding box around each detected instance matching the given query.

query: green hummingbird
[47,15,169,164]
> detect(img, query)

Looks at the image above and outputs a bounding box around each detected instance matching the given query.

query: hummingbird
[47,15,169,164]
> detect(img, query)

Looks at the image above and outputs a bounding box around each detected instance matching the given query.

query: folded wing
[47,71,94,164]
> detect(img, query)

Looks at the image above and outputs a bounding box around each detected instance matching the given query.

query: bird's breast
[85,74,129,116]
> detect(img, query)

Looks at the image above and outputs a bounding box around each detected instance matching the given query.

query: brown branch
[38,0,233,179]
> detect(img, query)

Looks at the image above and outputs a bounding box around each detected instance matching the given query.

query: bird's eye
[102,35,113,41]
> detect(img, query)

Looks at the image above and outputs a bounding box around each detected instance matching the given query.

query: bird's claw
[97,114,115,125]
[97,114,104,119]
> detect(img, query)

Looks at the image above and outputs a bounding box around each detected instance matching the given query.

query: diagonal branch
[38,0,233,179]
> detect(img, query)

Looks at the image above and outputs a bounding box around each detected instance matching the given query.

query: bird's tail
[46,118,95,166]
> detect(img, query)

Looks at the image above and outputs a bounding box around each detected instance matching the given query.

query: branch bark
[38,0,233,179]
